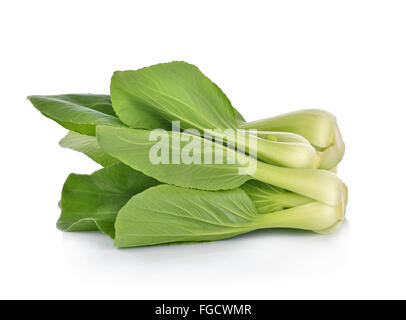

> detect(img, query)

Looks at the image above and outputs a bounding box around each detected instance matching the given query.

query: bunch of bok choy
[29,61,347,248]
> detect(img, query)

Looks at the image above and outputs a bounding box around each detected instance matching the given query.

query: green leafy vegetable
[28,94,125,135]
[111,61,243,130]
[57,161,321,240]
[109,62,318,168]
[28,61,347,249]
[59,131,119,167]
[114,185,343,248]
[96,126,347,207]
[57,162,160,238]
[97,126,251,190]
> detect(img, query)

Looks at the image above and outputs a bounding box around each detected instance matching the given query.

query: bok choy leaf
[57,162,160,238]
[110,62,318,168]
[59,131,118,167]
[110,61,244,130]
[114,185,343,248]
[96,126,347,207]
[28,94,125,136]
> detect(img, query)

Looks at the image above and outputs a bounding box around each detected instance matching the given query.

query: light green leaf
[96,126,251,190]
[110,61,243,130]
[114,185,258,247]
[59,131,118,167]
[28,94,125,135]
[110,62,321,169]
[97,126,347,207]
[114,185,342,248]
[57,162,160,238]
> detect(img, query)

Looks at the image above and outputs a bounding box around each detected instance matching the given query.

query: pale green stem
[314,220,343,234]
[251,160,347,207]
[241,181,314,214]
[258,131,312,145]
[318,123,345,169]
[239,109,337,148]
[206,129,317,169]
[329,166,338,173]
[252,201,343,232]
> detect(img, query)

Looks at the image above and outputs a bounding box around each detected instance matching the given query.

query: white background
[1,0,405,299]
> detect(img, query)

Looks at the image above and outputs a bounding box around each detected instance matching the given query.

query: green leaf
[57,163,160,238]
[59,131,118,167]
[114,185,258,247]
[110,61,243,130]
[109,62,320,169]
[97,126,347,207]
[114,185,342,248]
[28,94,125,135]
[96,126,251,190]
[110,62,320,169]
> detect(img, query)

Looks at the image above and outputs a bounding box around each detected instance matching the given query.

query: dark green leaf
[28,94,125,135]
[57,162,160,238]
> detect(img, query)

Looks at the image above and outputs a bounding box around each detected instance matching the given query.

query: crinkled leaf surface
[114,185,258,248]
[59,131,118,167]
[110,61,244,131]
[96,126,251,190]
[28,94,125,135]
[57,163,160,238]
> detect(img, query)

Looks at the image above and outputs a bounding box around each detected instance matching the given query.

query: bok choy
[28,60,348,249]
[114,185,343,248]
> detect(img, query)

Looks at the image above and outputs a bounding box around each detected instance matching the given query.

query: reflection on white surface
[62,221,350,297]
